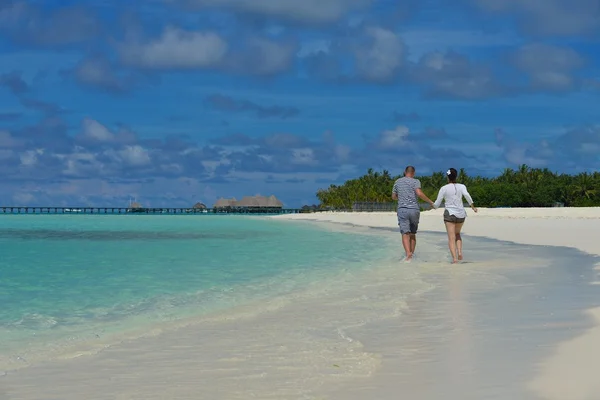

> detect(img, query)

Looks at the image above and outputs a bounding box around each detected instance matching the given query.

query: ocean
[3,214,598,399]
[0,214,425,372]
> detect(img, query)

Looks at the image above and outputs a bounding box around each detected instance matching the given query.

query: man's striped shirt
[392,177,421,210]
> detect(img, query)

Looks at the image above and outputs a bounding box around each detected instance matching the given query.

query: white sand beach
[273,207,600,258]
[1,208,599,400]
[273,207,600,400]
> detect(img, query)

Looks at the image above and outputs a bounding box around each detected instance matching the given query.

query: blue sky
[0,0,599,207]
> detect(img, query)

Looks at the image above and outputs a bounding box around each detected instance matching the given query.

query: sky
[0,0,599,208]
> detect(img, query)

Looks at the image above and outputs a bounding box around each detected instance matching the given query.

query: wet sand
[275,208,600,399]
[1,208,599,399]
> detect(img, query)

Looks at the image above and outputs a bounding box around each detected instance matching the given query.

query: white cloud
[81,118,114,142]
[354,27,404,82]
[513,43,585,91]
[119,26,228,69]
[19,149,43,166]
[291,148,318,166]
[378,126,410,148]
[117,145,151,166]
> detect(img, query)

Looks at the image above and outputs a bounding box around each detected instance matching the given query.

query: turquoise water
[0,215,397,368]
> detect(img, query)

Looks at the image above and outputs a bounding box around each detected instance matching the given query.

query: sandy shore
[2,208,598,399]
[273,207,600,258]
[273,207,600,399]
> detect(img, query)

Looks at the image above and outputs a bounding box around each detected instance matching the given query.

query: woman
[433,168,478,263]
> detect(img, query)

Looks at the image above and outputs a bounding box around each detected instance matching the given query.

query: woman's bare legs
[455,222,464,260]
[444,221,458,263]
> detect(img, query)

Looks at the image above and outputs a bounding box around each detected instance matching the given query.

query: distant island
[315,165,599,209]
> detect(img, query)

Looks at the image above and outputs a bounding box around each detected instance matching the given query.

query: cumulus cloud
[511,43,586,92]
[210,131,349,173]
[354,27,405,82]
[2,111,596,206]
[70,55,134,93]
[352,125,481,174]
[374,125,411,149]
[116,27,296,77]
[119,26,228,70]
[410,51,506,99]
[304,25,405,83]
[76,118,137,146]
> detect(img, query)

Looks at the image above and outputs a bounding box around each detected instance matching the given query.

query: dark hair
[447,168,458,183]
[405,165,415,174]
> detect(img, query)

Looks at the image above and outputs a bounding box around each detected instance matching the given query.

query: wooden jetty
[0,207,301,215]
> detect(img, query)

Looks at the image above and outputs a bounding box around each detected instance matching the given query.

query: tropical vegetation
[315,165,600,209]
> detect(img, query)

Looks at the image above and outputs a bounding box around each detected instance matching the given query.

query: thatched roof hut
[233,195,283,208]
[236,196,261,207]
[266,195,283,208]
[213,197,236,208]
[193,202,207,209]
[129,202,142,209]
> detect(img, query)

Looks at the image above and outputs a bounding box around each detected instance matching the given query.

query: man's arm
[391,182,398,200]
[415,188,435,208]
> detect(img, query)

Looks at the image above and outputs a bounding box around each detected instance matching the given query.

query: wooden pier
[0,207,302,215]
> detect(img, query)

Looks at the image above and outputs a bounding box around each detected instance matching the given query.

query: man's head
[404,165,415,177]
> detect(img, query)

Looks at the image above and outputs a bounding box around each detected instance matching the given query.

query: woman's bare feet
[457,254,463,261]
[452,259,459,264]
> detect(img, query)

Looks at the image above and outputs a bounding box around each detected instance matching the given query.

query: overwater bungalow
[127,201,145,213]
[192,202,208,213]
[213,195,283,213]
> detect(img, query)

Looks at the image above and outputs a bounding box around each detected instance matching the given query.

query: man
[392,166,435,261]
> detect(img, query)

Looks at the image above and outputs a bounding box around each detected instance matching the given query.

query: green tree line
[315,165,599,209]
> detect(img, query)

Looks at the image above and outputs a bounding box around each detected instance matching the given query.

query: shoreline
[1,218,435,399]
[272,208,600,399]
[1,209,598,399]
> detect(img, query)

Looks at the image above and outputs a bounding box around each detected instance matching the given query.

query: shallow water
[0,215,411,371]
[328,229,600,400]
[1,218,599,400]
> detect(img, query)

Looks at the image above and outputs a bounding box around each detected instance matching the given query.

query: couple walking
[391,166,478,263]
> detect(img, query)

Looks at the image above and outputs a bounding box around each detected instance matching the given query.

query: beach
[0,209,599,399]
[273,208,600,399]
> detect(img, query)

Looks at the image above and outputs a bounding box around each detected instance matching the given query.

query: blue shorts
[397,208,420,235]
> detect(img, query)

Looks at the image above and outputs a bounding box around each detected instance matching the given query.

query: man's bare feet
[457,254,463,261]
[452,259,459,264]
[404,254,413,262]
